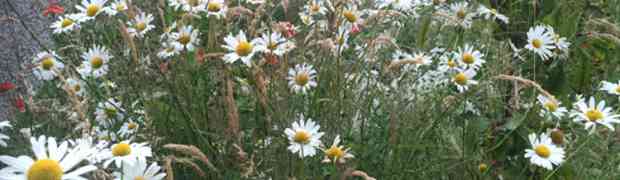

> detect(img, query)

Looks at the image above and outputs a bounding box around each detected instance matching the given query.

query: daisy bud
[550,129,564,145]
[478,163,488,173]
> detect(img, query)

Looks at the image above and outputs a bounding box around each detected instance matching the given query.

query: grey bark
[0,0,53,120]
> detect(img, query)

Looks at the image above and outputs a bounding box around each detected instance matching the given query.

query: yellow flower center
[268,41,278,50]
[585,108,603,122]
[207,2,222,12]
[128,122,138,129]
[112,143,132,157]
[135,22,147,32]
[134,176,146,180]
[310,3,320,13]
[534,145,551,158]
[178,33,191,45]
[61,18,73,28]
[41,58,55,70]
[104,107,117,119]
[447,59,456,68]
[235,41,253,56]
[293,130,311,144]
[325,146,345,160]
[294,72,310,86]
[188,0,200,7]
[90,56,104,69]
[27,159,63,180]
[72,84,81,93]
[615,85,620,94]
[462,53,474,64]
[116,4,126,11]
[543,101,558,112]
[490,9,497,15]
[454,73,468,85]
[343,10,357,23]
[457,9,466,19]
[86,4,100,17]
[532,39,542,49]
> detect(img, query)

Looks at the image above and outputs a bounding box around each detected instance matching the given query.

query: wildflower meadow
[3,0,620,179]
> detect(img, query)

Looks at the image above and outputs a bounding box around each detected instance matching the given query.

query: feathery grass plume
[164,156,175,180]
[224,69,240,140]
[342,168,376,180]
[163,143,218,172]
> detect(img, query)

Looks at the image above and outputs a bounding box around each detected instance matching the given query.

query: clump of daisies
[524,133,565,170]
[524,24,571,60]
[285,115,324,157]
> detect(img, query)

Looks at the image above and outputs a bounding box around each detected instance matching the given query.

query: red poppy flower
[15,97,25,112]
[0,82,15,92]
[43,4,64,16]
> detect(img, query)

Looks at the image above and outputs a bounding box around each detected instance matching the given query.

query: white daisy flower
[255,32,288,56]
[128,12,155,38]
[448,2,474,28]
[284,115,324,158]
[76,0,108,21]
[438,53,459,73]
[167,0,184,10]
[524,133,565,170]
[456,44,485,70]
[222,30,259,67]
[0,121,11,147]
[102,140,152,168]
[304,0,328,16]
[0,135,97,180]
[376,0,415,11]
[287,63,318,94]
[95,98,125,127]
[50,14,81,34]
[105,0,127,16]
[118,120,140,138]
[33,51,64,81]
[477,5,509,24]
[68,136,109,164]
[65,77,86,97]
[158,42,181,59]
[171,25,200,51]
[299,12,315,25]
[544,26,571,58]
[600,80,620,95]
[114,158,166,180]
[537,95,568,119]
[525,25,555,60]
[343,5,363,24]
[570,97,620,132]
[78,45,113,78]
[334,26,350,53]
[452,68,478,92]
[181,0,207,15]
[206,0,227,18]
[321,135,354,164]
